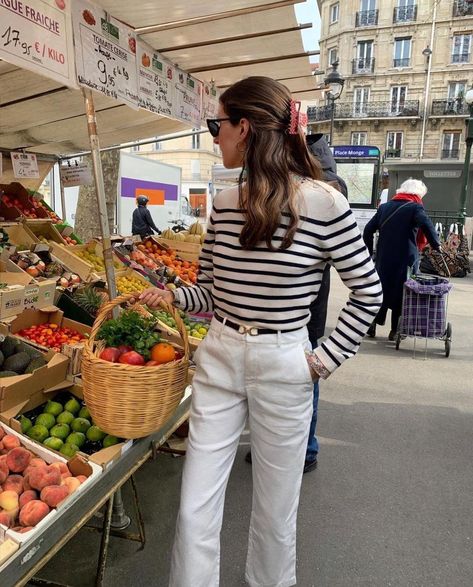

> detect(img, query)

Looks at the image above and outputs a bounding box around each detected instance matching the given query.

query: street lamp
[324,60,344,146]
[458,88,473,224]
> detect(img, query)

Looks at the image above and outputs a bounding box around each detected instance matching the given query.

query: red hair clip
[288,99,307,134]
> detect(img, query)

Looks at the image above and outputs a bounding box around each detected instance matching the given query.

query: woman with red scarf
[363,179,440,340]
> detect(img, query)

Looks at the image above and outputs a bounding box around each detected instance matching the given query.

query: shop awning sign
[60,162,93,187]
[0,0,77,89]
[72,0,139,109]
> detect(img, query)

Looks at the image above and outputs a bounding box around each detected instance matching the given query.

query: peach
[0,490,19,511]
[76,475,88,484]
[19,500,50,527]
[0,510,15,528]
[2,475,24,495]
[63,477,81,494]
[22,474,32,492]
[50,462,70,475]
[2,435,20,451]
[28,465,61,492]
[19,490,38,509]
[29,457,48,469]
[0,459,8,484]
[40,485,69,508]
[18,526,34,533]
[6,447,31,473]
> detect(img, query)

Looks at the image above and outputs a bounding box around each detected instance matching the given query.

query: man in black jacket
[132,196,160,238]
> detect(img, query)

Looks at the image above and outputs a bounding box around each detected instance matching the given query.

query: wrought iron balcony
[453,0,473,17]
[452,52,470,63]
[385,149,402,159]
[352,58,375,74]
[355,9,378,27]
[393,58,410,68]
[431,99,470,116]
[393,5,417,23]
[307,100,420,123]
[441,149,460,159]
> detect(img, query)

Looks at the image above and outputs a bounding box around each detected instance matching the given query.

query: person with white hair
[363,178,440,340]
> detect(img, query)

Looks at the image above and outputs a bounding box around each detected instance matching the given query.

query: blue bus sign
[332,146,380,158]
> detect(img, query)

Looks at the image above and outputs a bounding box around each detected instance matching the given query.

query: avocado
[3,352,31,374]
[24,356,47,374]
[14,341,42,360]
[0,371,19,377]
[1,336,17,358]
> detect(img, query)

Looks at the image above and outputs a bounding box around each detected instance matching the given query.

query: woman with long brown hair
[140,76,382,587]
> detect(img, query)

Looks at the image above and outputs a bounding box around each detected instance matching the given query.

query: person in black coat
[363,179,440,340]
[132,196,160,238]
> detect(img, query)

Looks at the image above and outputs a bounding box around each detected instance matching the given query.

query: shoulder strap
[379,202,412,230]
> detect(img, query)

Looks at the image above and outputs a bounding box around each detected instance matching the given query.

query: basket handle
[87,292,190,358]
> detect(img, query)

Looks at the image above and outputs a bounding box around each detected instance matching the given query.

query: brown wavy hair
[219,76,322,250]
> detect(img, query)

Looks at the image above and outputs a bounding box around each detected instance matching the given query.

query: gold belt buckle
[238,325,259,336]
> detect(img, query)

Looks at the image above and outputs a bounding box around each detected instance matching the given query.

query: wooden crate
[0,222,38,249]
[157,237,201,262]
[48,243,93,281]
[114,268,151,294]
[25,221,67,245]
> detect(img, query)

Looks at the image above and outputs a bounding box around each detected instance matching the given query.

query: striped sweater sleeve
[173,208,215,313]
[310,190,383,376]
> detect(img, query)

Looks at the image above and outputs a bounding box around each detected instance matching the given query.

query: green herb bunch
[97,310,161,360]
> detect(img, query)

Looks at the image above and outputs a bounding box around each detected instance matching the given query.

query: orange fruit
[150,342,176,364]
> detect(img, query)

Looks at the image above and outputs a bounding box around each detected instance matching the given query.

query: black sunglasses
[206,117,231,138]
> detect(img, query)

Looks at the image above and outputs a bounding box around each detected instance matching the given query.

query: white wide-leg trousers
[169,317,314,587]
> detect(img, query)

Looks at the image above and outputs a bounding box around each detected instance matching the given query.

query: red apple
[119,351,145,366]
[100,347,121,362]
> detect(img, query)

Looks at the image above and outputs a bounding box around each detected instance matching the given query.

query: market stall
[0,0,317,583]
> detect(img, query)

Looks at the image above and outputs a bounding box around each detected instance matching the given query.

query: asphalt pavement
[29,263,473,587]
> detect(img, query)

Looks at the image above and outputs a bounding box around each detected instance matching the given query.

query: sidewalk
[30,265,473,587]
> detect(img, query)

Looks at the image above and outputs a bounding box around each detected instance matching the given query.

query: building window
[356,0,378,27]
[191,130,200,149]
[386,131,403,158]
[189,188,207,218]
[353,41,374,73]
[353,87,370,116]
[130,143,140,152]
[453,0,473,18]
[390,85,407,114]
[393,37,411,67]
[330,3,339,23]
[351,132,368,145]
[452,34,471,63]
[394,0,417,23]
[442,132,461,159]
[328,47,338,66]
[153,141,162,151]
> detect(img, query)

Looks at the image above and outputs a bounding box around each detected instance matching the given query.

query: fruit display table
[0,395,191,587]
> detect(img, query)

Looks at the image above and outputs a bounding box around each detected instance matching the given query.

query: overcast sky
[295,0,321,61]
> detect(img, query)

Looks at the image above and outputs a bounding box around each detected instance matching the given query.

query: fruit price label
[71,0,139,109]
[174,67,203,128]
[60,162,93,187]
[0,0,77,89]
[201,82,219,122]
[136,39,176,119]
[10,152,39,179]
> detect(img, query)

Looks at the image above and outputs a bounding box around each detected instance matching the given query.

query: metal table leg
[95,495,114,587]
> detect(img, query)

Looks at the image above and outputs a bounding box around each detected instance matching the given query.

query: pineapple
[73,285,107,316]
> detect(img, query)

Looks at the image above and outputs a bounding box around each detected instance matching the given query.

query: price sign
[174,68,203,128]
[10,152,39,179]
[0,0,77,89]
[201,82,219,122]
[137,39,175,118]
[72,0,139,109]
[60,162,93,187]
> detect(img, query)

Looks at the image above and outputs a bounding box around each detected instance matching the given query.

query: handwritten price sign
[10,152,39,179]
[174,68,203,127]
[72,0,139,109]
[0,0,77,88]
[137,39,175,118]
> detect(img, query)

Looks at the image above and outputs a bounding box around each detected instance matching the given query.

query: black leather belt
[214,312,301,336]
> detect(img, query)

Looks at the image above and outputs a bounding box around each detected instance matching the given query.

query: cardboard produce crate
[0,422,101,549]
[0,260,33,320]
[1,381,133,469]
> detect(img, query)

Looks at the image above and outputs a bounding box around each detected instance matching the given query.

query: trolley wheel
[445,339,451,358]
[446,322,452,340]
[395,333,401,350]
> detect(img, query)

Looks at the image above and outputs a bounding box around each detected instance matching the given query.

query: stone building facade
[311,0,473,163]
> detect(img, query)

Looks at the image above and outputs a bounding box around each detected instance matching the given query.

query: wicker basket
[81,293,189,439]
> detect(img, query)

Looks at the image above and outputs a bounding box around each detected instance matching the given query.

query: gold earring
[236,141,246,153]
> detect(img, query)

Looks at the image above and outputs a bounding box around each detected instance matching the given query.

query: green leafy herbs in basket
[97,310,161,360]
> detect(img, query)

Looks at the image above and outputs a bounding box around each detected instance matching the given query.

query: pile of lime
[153,309,209,340]
[18,393,122,458]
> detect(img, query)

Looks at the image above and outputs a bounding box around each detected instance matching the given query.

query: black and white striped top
[174,180,383,375]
